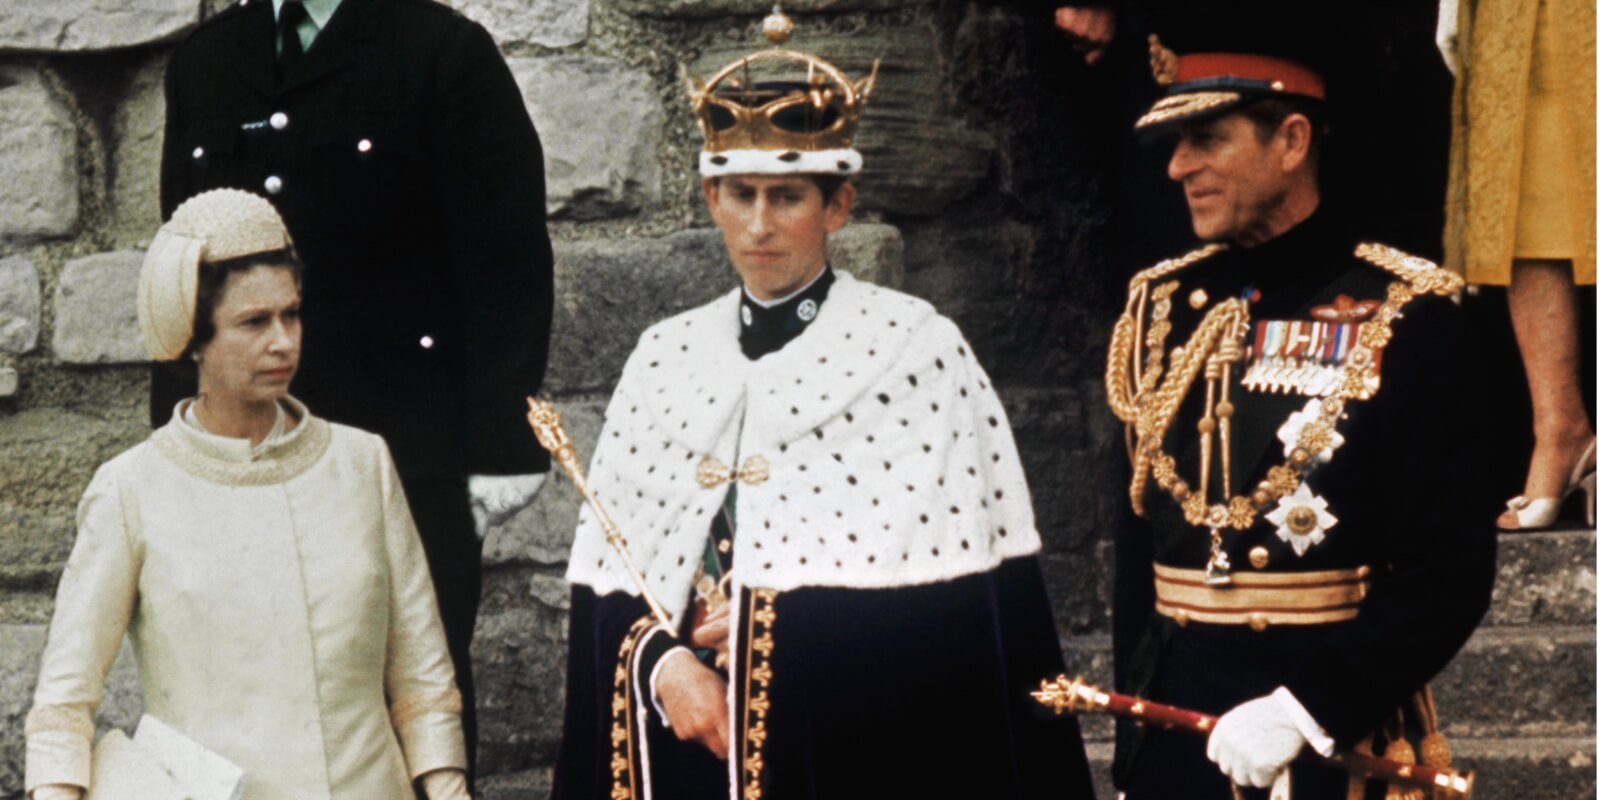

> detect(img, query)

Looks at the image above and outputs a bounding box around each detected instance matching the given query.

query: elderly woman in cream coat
[25,190,471,800]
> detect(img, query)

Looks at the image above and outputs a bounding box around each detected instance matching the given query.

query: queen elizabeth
[25,190,470,800]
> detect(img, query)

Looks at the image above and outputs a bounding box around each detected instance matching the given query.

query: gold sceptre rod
[526,397,677,629]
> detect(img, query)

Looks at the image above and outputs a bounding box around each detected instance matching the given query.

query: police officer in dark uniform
[157,0,555,776]
[1104,15,1496,799]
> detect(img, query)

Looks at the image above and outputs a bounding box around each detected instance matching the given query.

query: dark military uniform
[1108,208,1498,798]
[157,0,555,771]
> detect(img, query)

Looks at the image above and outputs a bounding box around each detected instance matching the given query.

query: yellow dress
[1446,0,1596,285]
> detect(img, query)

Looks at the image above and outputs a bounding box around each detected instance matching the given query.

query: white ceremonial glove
[420,767,472,800]
[467,473,547,539]
[30,786,82,800]
[1206,692,1310,788]
[1436,0,1462,77]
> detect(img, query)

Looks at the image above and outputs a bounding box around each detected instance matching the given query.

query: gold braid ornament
[1105,243,1463,574]
[527,397,677,629]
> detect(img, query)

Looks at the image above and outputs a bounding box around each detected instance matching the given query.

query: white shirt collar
[743,263,829,309]
[272,0,340,30]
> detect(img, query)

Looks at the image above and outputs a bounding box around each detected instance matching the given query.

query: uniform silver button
[357,138,373,153]
[269,112,289,130]
[192,146,204,160]
[419,335,435,349]
[264,175,283,194]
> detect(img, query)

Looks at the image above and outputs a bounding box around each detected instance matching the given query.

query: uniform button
[419,335,435,349]
[1248,546,1270,569]
[357,138,373,153]
[192,146,205,160]
[264,175,283,194]
[269,112,289,130]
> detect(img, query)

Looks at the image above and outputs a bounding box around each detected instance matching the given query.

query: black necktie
[277,0,308,81]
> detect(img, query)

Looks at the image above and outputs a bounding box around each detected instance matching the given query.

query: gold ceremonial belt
[1154,563,1371,631]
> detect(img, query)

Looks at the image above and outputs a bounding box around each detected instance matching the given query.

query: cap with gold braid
[1133,7,1331,133]
[687,4,879,177]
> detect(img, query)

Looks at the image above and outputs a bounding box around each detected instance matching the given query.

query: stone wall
[0,1,1120,796]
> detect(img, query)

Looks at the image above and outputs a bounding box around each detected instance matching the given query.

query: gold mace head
[1030,674,1099,714]
[526,397,571,453]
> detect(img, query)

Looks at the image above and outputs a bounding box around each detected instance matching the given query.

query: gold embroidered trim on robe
[740,589,778,800]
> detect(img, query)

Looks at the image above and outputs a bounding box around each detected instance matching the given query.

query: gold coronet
[686,13,879,154]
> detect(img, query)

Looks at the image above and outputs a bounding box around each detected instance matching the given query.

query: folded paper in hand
[85,715,244,800]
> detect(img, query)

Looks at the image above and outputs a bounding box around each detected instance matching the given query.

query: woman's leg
[1502,259,1595,520]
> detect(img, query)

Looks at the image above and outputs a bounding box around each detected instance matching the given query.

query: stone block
[479,769,554,800]
[827,223,904,289]
[456,0,588,48]
[0,408,148,575]
[1450,737,1596,800]
[1001,386,1104,552]
[109,57,167,238]
[484,396,610,566]
[509,56,662,219]
[0,255,41,354]
[1434,627,1595,739]
[542,230,734,394]
[0,68,79,239]
[53,250,146,364]
[1042,545,1111,636]
[0,368,17,398]
[1488,530,1596,626]
[0,0,197,51]
[474,566,569,775]
[616,0,920,17]
[0,625,143,798]
[693,31,993,217]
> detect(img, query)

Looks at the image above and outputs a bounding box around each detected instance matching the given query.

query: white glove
[1206,692,1309,788]
[1436,0,1462,77]
[420,767,471,800]
[30,786,82,800]
[467,473,546,539]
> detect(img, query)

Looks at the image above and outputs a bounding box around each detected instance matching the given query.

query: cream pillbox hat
[137,189,293,361]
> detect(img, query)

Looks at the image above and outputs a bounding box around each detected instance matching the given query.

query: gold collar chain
[1107,242,1463,534]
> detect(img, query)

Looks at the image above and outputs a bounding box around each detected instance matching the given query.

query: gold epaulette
[1127,243,1228,294]
[1107,244,1228,425]
[1353,243,1464,297]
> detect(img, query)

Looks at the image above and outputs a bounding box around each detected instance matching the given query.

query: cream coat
[25,400,465,800]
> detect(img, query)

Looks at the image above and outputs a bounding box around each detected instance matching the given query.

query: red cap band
[1174,53,1325,99]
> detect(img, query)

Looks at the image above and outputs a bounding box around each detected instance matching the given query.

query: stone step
[1433,626,1596,740]
[1061,625,1596,743]
[1450,737,1597,800]
[1083,738,1596,800]
[1488,529,1595,627]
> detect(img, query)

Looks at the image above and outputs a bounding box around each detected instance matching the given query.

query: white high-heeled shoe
[1498,439,1598,531]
